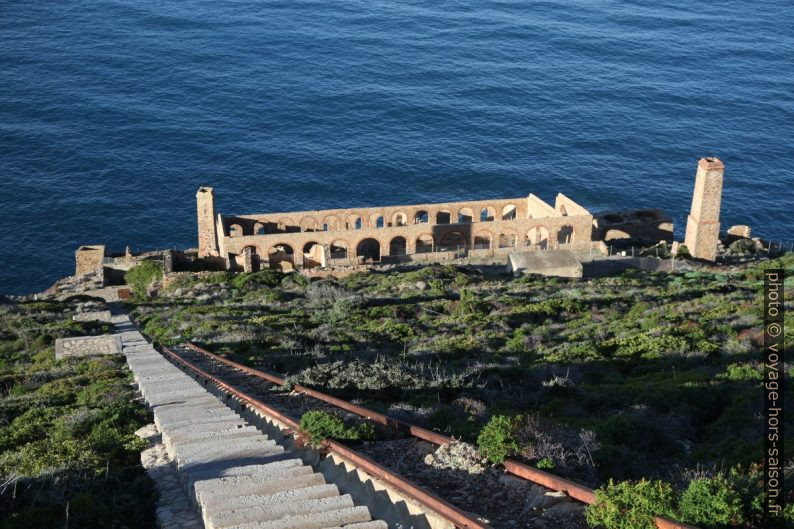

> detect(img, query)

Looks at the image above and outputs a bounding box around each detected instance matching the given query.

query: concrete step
[208,494,355,529]
[197,473,327,503]
[200,484,341,515]
[194,465,315,497]
[226,506,372,529]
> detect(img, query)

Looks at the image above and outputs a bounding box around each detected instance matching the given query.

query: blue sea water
[1,0,793,294]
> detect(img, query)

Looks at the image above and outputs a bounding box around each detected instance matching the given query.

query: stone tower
[684,157,724,261]
[196,187,219,257]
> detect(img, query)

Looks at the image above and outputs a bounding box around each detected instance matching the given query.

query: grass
[126,254,794,528]
[0,299,156,529]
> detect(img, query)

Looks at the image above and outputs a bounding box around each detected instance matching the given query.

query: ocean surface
[1,0,793,294]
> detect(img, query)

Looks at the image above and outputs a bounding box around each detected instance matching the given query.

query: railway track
[162,342,697,529]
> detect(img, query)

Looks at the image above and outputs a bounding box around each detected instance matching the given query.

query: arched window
[356,238,381,262]
[480,207,495,222]
[392,212,408,227]
[303,242,323,269]
[229,224,243,237]
[389,236,407,256]
[526,227,550,249]
[253,222,266,236]
[438,232,467,251]
[502,204,517,220]
[416,235,434,253]
[498,231,517,248]
[558,225,574,245]
[323,215,341,231]
[436,210,451,224]
[347,215,362,230]
[330,239,348,259]
[268,243,294,268]
[458,207,474,224]
[474,232,491,249]
[414,210,429,224]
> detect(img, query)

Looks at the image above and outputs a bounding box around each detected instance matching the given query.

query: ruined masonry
[685,157,724,261]
[113,313,386,529]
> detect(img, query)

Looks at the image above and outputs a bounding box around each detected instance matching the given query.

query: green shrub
[298,410,374,446]
[536,457,555,470]
[717,363,763,382]
[679,475,744,527]
[585,479,675,529]
[477,414,521,463]
[231,269,283,289]
[125,261,163,297]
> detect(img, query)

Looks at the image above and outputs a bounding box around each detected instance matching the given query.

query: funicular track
[162,342,697,529]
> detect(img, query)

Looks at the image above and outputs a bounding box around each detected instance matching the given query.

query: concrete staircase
[114,314,386,529]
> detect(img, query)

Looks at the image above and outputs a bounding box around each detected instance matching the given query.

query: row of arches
[245,224,575,269]
[227,204,523,237]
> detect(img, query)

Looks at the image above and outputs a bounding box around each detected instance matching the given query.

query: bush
[585,479,676,529]
[679,475,744,527]
[477,414,521,463]
[125,261,163,297]
[717,363,763,382]
[298,410,374,446]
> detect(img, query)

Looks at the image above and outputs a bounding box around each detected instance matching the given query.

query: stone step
[200,484,341,515]
[208,494,355,529]
[194,465,315,497]
[226,506,372,529]
[197,473,327,503]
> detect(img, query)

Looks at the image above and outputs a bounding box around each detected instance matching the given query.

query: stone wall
[685,157,724,261]
[73,310,112,323]
[75,245,106,276]
[55,335,122,360]
[205,190,594,271]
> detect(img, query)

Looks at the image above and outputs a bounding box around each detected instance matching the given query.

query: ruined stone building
[196,188,596,272]
[684,157,724,261]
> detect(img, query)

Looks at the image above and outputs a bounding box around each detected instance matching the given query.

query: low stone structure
[54,335,122,360]
[197,187,596,272]
[73,310,112,323]
[595,209,673,244]
[75,245,106,276]
[507,250,583,278]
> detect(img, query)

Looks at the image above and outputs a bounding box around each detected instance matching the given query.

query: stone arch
[604,229,630,241]
[330,239,349,259]
[370,213,385,229]
[526,227,550,249]
[480,206,496,222]
[347,214,362,230]
[253,222,266,236]
[474,230,492,249]
[414,210,429,224]
[391,211,408,227]
[416,234,434,253]
[229,224,244,237]
[300,216,319,232]
[389,236,407,256]
[502,204,517,220]
[302,241,324,269]
[322,215,341,231]
[436,210,451,224]
[356,238,381,262]
[268,242,294,269]
[557,225,574,245]
[438,231,467,251]
[277,217,299,233]
[498,230,518,248]
[458,207,474,224]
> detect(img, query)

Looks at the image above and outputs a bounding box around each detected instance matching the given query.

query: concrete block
[208,494,354,529]
[201,484,340,514]
[229,505,371,529]
[197,473,326,503]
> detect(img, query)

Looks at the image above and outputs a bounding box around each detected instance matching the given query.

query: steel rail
[183,342,698,529]
[163,346,492,529]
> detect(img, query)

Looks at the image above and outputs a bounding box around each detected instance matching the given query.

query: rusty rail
[163,346,491,529]
[183,342,698,529]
